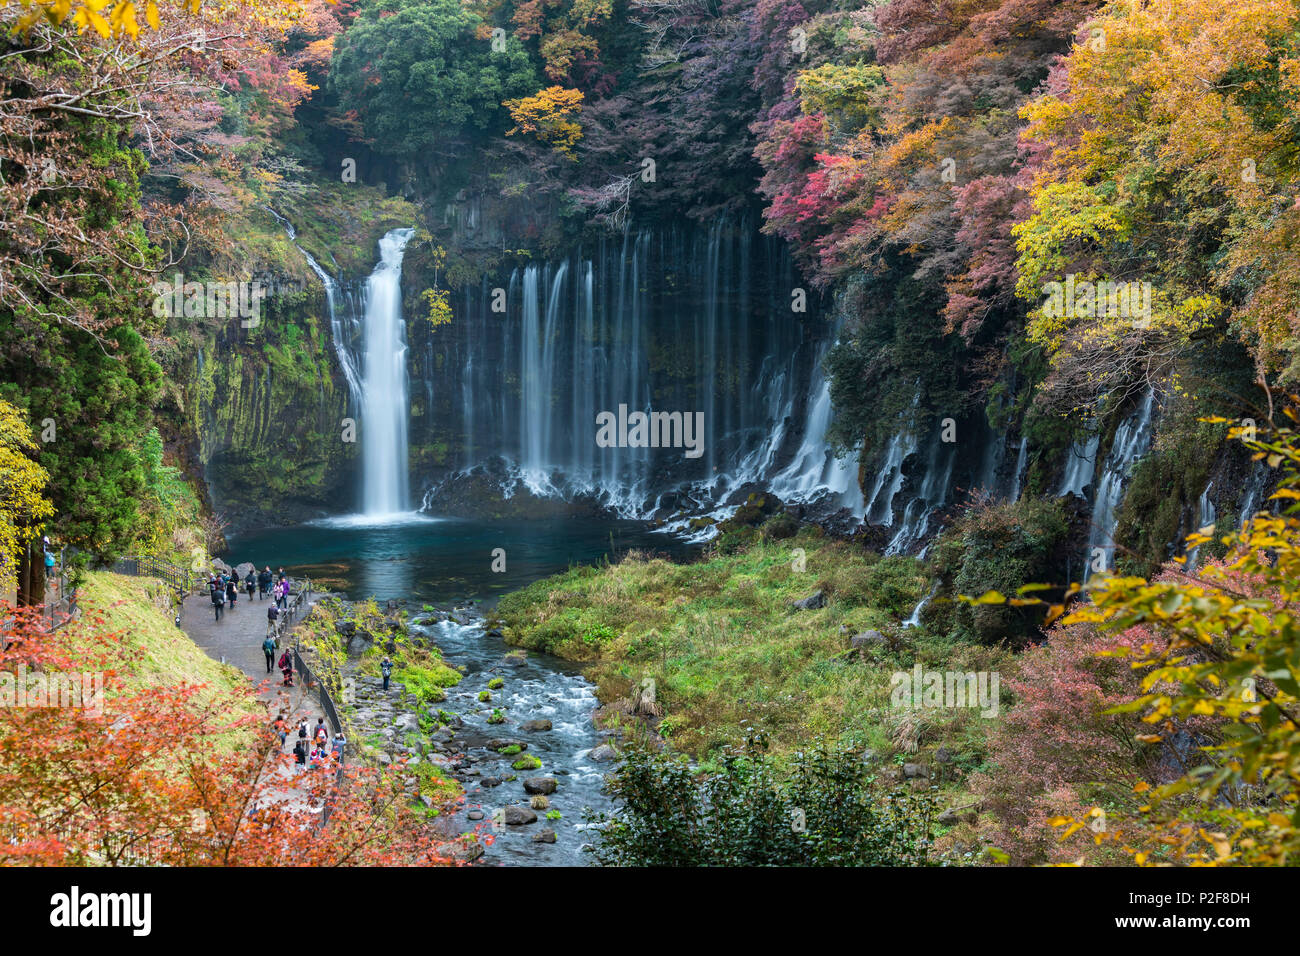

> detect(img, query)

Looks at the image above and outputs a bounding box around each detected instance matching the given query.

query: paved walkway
[182,588,331,809]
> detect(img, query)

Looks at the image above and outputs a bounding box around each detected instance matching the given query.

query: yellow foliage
[504,86,584,158]
[0,399,53,595]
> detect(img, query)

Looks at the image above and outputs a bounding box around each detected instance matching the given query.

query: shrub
[586,740,936,866]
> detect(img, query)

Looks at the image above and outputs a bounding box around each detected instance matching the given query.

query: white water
[1085,389,1156,580]
[1008,436,1029,502]
[1186,481,1217,568]
[360,228,416,517]
[1059,434,1100,497]
[903,580,939,628]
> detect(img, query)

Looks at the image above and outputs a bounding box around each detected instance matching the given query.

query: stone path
[182,588,331,809]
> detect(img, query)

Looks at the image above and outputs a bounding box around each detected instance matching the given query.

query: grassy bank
[77,571,260,748]
[497,532,1014,777]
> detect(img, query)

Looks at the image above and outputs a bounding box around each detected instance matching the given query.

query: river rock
[480,776,502,787]
[530,795,550,810]
[467,810,484,821]
[519,719,552,732]
[532,828,557,844]
[393,714,421,733]
[447,840,485,863]
[486,738,525,751]
[903,763,929,779]
[588,743,619,763]
[523,777,557,795]
[503,805,537,826]
[790,589,827,611]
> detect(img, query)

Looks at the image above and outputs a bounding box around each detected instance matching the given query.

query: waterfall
[1058,434,1100,498]
[903,580,939,629]
[359,227,416,516]
[1085,388,1156,580]
[1008,436,1029,502]
[887,431,958,555]
[1186,481,1217,568]
[1238,463,1270,527]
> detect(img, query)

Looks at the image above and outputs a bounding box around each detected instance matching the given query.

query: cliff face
[193,285,358,532]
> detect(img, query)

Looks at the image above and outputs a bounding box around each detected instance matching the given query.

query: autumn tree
[0,400,53,597]
[505,85,584,157]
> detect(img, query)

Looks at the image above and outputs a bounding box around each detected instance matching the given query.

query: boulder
[519,719,553,732]
[532,828,557,844]
[588,743,619,763]
[790,589,827,611]
[523,777,558,795]
[503,805,537,826]
[466,810,484,821]
[902,763,929,779]
[486,738,526,752]
[850,630,883,650]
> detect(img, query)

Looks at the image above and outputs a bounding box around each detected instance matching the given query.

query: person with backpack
[226,576,238,608]
[258,566,273,600]
[313,718,328,747]
[266,602,279,637]
[331,731,346,765]
[381,656,393,691]
[262,635,276,674]
[273,713,288,749]
[292,737,307,767]
[209,577,224,621]
[278,650,294,687]
[245,570,256,601]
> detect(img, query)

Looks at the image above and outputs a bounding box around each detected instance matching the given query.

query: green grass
[498,533,1013,768]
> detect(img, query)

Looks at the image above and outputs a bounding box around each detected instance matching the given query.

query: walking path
[182,588,331,809]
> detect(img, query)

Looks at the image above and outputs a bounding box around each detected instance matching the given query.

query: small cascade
[1058,434,1100,498]
[1238,462,1270,527]
[359,228,416,516]
[1186,481,1217,568]
[1008,436,1029,502]
[1085,389,1157,580]
[903,581,939,629]
[767,342,864,516]
[887,431,958,555]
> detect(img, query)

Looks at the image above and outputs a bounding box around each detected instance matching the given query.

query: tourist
[209,577,224,621]
[266,601,279,636]
[313,718,328,747]
[273,713,288,749]
[276,578,290,610]
[258,566,273,600]
[381,656,393,691]
[278,650,294,687]
[262,634,276,674]
[226,576,238,608]
[293,737,307,767]
[245,569,256,601]
[331,731,346,765]
[309,745,326,769]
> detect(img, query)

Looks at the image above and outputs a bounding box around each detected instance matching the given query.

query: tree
[505,85,584,157]
[328,0,538,162]
[0,602,468,866]
[0,400,53,596]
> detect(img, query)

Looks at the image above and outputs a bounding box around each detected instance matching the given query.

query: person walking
[331,731,346,765]
[258,566,273,600]
[293,737,307,767]
[313,718,328,748]
[209,576,224,621]
[277,578,290,610]
[273,713,288,750]
[381,655,393,691]
[266,602,279,637]
[245,569,256,601]
[262,635,276,674]
[278,650,294,687]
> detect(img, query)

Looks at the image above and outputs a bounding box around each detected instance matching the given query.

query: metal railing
[110,555,194,594]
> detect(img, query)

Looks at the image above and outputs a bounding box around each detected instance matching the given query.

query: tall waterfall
[360,228,416,516]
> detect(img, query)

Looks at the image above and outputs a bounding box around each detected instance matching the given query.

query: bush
[586,740,937,866]
[929,497,1070,645]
